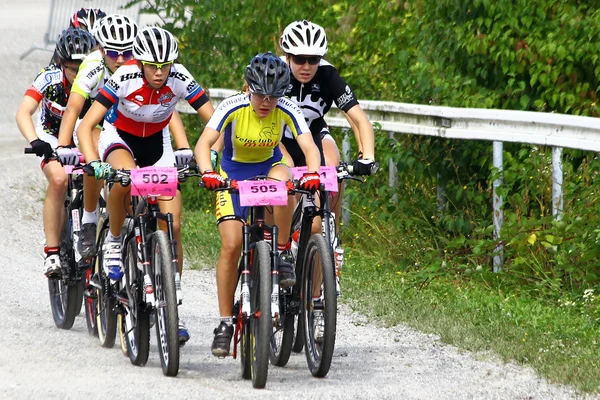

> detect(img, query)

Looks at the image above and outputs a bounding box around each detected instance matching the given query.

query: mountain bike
[285,162,376,377]
[25,148,87,330]
[206,176,298,389]
[90,164,194,376]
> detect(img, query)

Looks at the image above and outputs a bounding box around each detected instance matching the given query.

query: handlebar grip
[24,148,34,154]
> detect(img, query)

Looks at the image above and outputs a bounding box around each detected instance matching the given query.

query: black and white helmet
[70,8,106,34]
[245,52,290,97]
[133,27,179,63]
[55,27,96,62]
[280,20,328,56]
[95,14,138,51]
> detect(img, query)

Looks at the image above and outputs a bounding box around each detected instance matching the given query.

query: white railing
[179,88,600,271]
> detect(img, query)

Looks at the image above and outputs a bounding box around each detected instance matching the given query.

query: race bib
[237,180,288,206]
[290,166,338,192]
[130,166,178,197]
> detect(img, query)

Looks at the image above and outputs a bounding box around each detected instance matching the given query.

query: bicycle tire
[94,213,117,348]
[84,267,99,337]
[123,234,150,365]
[152,230,180,377]
[249,240,271,388]
[269,286,295,367]
[47,207,80,330]
[302,234,337,378]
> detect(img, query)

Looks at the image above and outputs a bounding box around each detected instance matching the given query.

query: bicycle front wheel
[302,234,337,377]
[269,286,295,367]
[47,208,80,330]
[152,230,179,377]
[249,240,272,388]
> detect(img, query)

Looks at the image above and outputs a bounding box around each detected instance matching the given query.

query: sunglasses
[291,54,321,66]
[141,60,174,71]
[105,49,134,60]
[252,93,280,104]
[62,63,81,73]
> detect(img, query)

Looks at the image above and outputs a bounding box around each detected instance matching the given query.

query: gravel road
[0,1,594,399]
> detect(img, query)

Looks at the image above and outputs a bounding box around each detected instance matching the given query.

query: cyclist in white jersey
[77,26,214,344]
[57,15,144,260]
[16,28,96,278]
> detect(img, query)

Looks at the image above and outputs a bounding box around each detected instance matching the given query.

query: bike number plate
[290,166,338,192]
[130,166,178,197]
[237,180,288,206]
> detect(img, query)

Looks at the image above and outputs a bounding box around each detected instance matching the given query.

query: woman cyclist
[56,14,140,259]
[77,26,214,344]
[16,27,96,278]
[194,52,321,357]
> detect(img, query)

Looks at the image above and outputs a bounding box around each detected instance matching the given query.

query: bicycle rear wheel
[152,230,180,377]
[269,286,295,367]
[123,233,150,366]
[94,213,117,348]
[84,267,99,337]
[301,234,337,377]
[47,208,80,330]
[249,240,272,388]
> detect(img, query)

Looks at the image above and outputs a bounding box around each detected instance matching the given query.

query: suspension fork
[270,225,280,319]
[136,214,155,307]
[240,223,251,316]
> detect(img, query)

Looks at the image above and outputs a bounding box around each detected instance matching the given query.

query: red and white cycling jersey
[95,60,209,137]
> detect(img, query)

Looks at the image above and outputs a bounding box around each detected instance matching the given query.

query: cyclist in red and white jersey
[16,28,96,278]
[77,26,214,343]
[57,14,142,260]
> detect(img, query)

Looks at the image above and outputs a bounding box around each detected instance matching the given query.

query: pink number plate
[64,165,83,175]
[130,166,178,197]
[290,166,338,192]
[237,180,288,206]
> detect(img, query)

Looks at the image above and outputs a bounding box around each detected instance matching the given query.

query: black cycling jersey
[281,59,360,167]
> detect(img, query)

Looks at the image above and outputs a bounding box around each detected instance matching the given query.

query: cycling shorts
[215,156,287,225]
[98,122,175,168]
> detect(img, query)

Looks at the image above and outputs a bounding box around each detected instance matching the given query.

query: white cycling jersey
[71,50,110,100]
[95,60,209,137]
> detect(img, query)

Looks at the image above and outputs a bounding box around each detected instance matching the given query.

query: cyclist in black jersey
[279,20,376,235]
[16,28,96,278]
[49,8,105,65]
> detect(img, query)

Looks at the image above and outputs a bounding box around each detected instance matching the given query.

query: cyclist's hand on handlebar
[174,148,194,167]
[299,171,320,193]
[29,139,53,158]
[202,170,226,190]
[84,160,114,180]
[56,146,79,166]
[352,158,377,176]
[210,149,219,170]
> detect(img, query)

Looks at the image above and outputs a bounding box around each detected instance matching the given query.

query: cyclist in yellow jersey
[195,52,321,357]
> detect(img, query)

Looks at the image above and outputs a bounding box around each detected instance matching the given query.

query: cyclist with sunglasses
[194,52,321,357]
[77,26,214,344]
[57,14,143,260]
[16,27,96,278]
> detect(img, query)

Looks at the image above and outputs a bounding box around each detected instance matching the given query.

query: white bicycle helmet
[95,14,138,51]
[280,20,328,56]
[133,27,179,63]
[70,8,106,34]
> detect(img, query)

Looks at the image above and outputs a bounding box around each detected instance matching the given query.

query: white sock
[81,210,97,225]
[221,316,233,326]
[107,232,121,243]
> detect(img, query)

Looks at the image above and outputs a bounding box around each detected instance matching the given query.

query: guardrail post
[552,147,563,221]
[493,141,504,272]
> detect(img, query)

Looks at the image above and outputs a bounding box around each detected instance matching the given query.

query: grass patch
[342,249,600,393]
[180,188,600,393]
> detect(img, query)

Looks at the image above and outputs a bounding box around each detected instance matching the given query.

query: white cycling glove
[56,147,80,166]
[174,148,194,168]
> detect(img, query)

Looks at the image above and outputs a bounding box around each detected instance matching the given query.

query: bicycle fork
[270,225,280,320]
[135,214,156,308]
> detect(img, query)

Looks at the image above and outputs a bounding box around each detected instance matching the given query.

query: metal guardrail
[20,0,143,60]
[180,88,600,271]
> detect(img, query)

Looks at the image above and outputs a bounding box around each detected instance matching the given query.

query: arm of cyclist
[76,100,112,178]
[194,126,221,174]
[57,92,87,147]
[16,95,54,157]
[346,105,374,160]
